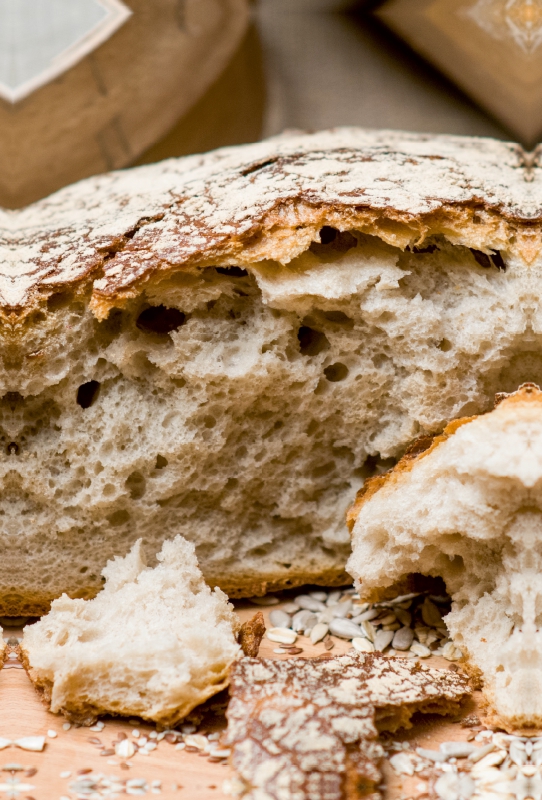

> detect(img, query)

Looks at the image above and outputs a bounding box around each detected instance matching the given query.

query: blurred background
[0,0,521,207]
[141,0,514,167]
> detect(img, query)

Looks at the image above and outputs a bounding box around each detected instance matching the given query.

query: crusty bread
[21,535,240,726]
[225,653,469,800]
[0,128,541,613]
[347,384,542,731]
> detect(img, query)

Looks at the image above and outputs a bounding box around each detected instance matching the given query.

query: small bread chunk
[238,612,266,657]
[21,536,241,726]
[224,653,469,800]
[347,383,542,731]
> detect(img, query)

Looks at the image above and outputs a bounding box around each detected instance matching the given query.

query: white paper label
[0,0,132,103]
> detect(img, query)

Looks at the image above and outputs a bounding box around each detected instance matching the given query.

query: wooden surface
[375,0,542,144]
[0,598,484,800]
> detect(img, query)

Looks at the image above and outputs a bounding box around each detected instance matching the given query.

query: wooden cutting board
[0,599,484,800]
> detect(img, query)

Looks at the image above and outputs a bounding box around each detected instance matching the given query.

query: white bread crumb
[347,384,542,730]
[21,535,241,726]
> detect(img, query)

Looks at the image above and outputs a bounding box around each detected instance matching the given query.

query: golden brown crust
[0,128,539,318]
[346,384,542,532]
[5,566,350,617]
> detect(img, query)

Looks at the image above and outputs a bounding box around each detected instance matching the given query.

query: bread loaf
[21,535,240,726]
[0,128,540,614]
[347,384,542,731]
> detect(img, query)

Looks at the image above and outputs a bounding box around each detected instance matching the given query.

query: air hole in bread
[47,291,72,311]
[470,248,505,270]
[438,339,453,352]
[297,326,330,356]
[155,454,168,469]
[6,442,19,456]
[215,267,248,277]
[324,362,349,382]
[76,380,100,409]
[491,251,506,270]
[310,227,357,257]
[107,509,130,527]
[125,471,146,500]
[323,310,353,325]
[136,305,186,335]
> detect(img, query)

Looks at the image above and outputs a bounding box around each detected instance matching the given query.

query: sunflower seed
[116,739,137,758]
[329,618,363,639]
[267,627,297,645]
[310,623,329,644]
[269,610,292,628]
[440,742,477,758]
[410,642,431,658]
[360,620,376,641]
[332,600,352,618]
[351,637,375,653]
[326,591,342,606]
[294,595,326,612]
[421,598,443,627]
[309,592,328,602]
[416,748,447,763]
[395,608,412,627]
[250,596,279,606]
[374,629,394,652]
[351,608,379,623]
[292,610,316,632]
[392,626,414,651]
[14,737,45,752]
[282,602,300,614]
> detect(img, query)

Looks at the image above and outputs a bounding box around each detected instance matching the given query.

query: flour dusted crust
[0,129,538,316]
[3,129,542,614]
[224,653,469,800]
[347,384,542,731]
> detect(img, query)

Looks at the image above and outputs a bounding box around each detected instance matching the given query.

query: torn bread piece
[224,653,469,800]
[347,383,542,731]
[1,128,542,615]
[21,535,241,726]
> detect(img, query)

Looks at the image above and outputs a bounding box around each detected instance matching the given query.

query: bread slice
[224,653,469,800]
[0,128,540,613]
[347,383,542,731]
[20,535,241,726]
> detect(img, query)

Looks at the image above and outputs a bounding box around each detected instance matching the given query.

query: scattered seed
[295,595,326,612]
[310,622,329,644]
[440,742,477,758]
[14,737,45,752]
[373,629,394,652]
[329,618,363,640]
[416,747,447,763]
[269,610,291,628]
[116,739,137,758]
[392,626,414,651]
[266,627,297,645]
[62,723,71,731]
[249,596,279,606]
[351,637,375,653]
